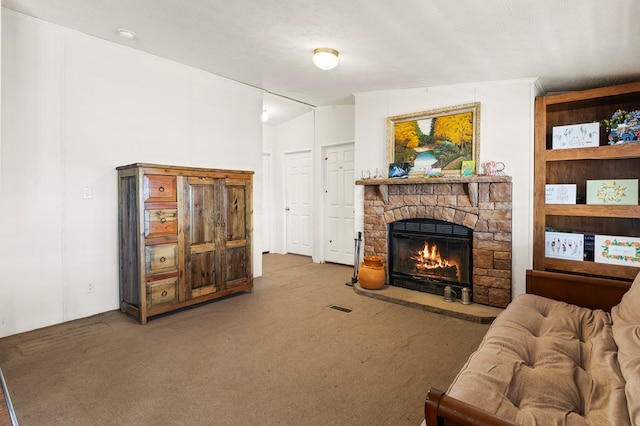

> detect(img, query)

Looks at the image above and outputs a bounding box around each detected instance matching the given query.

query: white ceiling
[4,0,640,125]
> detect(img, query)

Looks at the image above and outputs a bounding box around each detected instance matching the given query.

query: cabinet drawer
[144,175,177,202]
[145,244,178,274]
[145,209,178,237]
[146,277,178,309]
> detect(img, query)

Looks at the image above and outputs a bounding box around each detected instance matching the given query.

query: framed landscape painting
[386,102,480,175]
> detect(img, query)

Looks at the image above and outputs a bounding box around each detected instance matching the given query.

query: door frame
[262,152,273,253]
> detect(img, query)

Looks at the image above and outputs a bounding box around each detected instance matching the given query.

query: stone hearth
[357,176,512,308]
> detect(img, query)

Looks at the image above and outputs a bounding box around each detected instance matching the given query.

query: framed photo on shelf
[545,231,584,261]
[386,103,480,176]
[552,122,600,149]
[594,235,640,266]
[586,179,639,205]
[545,184,577,204]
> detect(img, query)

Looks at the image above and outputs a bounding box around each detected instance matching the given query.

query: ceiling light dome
[118,28,136,40]
[313,48,339,70]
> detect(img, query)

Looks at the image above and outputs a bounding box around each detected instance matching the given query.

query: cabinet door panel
[224,182,248,241]
[189,252,216,297]
[185,177,220,297]
[190,183,216,244]
[225,245,249,287]
[222,180,251,289]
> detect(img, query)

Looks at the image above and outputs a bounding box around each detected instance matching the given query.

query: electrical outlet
[87,282,95,293]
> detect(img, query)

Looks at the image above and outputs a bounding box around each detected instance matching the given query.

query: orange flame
[410,242,460,280]
[411,242,449,267]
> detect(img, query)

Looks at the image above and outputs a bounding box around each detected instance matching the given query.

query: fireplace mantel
[358,175,512,308]
[356,176,511,207]
[356,176,511,185]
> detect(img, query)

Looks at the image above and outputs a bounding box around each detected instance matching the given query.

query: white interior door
[285,150,312,256]
[262,153,272,253]
[324,143,355,265]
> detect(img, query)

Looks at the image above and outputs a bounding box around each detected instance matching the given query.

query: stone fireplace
[357,176,512,308]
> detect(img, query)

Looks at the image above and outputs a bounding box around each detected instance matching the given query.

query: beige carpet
[0,254,490,425]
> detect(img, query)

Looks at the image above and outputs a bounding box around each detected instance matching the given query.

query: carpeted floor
[0,254,490,425]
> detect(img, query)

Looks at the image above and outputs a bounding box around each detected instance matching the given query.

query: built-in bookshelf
[532,82,640,285]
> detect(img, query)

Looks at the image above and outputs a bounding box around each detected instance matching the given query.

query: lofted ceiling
[4,0,640,125]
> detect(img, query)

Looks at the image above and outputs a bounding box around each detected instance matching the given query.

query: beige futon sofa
[424,271,640,425]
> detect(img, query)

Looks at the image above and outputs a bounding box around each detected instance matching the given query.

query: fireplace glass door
[389,219,472,296]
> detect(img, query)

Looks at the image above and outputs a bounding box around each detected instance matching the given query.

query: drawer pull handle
[161,290,168,297]
[158,186,165,192]
[160,256,166,262]
[160,217,166,223]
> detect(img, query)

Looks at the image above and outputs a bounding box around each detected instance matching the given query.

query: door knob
[285,207,290,211]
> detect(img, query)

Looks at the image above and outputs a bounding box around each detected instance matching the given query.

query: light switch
[83,187,93,199]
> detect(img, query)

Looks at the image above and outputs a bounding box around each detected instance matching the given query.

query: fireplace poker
[346,232,362,286]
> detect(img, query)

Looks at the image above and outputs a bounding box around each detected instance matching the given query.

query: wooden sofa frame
[424,269,633,426]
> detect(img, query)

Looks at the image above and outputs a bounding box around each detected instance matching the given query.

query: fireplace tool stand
[346,232,362,286]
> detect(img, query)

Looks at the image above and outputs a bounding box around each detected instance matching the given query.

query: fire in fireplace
[411,241,461,281]
[389,219,472,298]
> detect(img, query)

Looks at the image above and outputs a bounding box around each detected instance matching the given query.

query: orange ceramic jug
[358,256,386,289]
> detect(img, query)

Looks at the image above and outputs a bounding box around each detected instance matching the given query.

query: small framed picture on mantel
[460,160,475,177]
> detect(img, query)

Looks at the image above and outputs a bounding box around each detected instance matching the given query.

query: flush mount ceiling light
[313,48,339,70]
[118,28,136,40]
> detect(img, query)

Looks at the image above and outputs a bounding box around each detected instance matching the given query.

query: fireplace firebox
[389,219,472,298]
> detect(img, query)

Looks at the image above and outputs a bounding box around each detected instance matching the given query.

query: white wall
[0,10,264,337]
[262,125,277,253]
[269,112,315,254]
[313,106,355,262]
[354,79,539,298]
[314,106,355,146]
[263,124,277,153]
[263,105,355,261]
[0,5,2,223]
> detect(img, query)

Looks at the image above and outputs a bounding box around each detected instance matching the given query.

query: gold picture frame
[386,102,480,175]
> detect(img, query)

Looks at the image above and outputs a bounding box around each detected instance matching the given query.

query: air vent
[420,223,437,233]
[453,225,471,236]
[406,222,421,232]
[436,223,453,235]
[329,304,352,313]
[392,219,472,238]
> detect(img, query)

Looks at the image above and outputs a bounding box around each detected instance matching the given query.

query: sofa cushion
[612,272,640,424]
[448,294,629,425]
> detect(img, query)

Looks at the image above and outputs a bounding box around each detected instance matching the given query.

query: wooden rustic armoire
[117,163,253,324]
